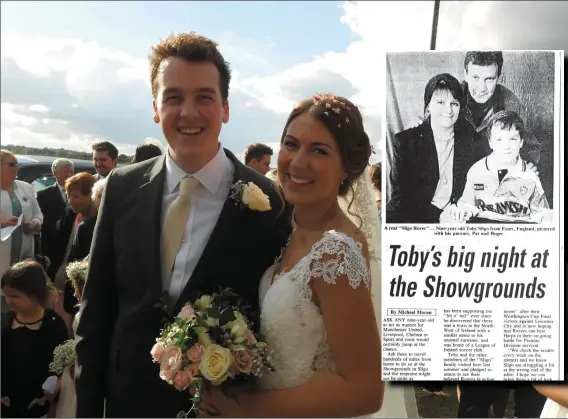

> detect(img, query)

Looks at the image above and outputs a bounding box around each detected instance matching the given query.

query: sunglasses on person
[2,162,19,167]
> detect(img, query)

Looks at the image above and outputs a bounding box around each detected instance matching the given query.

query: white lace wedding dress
[257,230,412,418]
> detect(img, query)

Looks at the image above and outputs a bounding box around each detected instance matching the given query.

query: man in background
[461,51,541,165]
[36,158,74,279]
[244,142,273,175]
[92,141,118,180]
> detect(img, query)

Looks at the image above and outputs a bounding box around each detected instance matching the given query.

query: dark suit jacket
[36,184,67,272]
[65,215,96,314]
[75,149,293,418]
[386,119,477,223]
[48,206,77,279]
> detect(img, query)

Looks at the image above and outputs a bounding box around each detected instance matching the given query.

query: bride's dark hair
[280,94,372,197]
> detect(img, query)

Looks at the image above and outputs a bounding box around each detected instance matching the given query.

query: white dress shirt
[161,146,235,301]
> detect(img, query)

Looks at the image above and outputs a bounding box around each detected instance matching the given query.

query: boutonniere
[229,180,271,212]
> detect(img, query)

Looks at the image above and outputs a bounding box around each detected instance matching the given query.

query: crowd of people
[0,139,165,417]
[0,31,565,419]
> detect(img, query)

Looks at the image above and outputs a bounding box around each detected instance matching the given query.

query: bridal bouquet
[49,339,77,376]
[151,288,274,417]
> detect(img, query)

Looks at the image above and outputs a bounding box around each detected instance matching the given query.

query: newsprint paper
[382,50,564,381]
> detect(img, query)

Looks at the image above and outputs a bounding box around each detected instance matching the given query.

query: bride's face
[278,113,346,207]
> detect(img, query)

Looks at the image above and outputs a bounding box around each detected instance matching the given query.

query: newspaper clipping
[382,50,564,382]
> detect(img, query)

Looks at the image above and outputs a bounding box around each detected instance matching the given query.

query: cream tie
[161,177,199,286]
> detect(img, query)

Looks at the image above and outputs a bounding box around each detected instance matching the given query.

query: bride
[200,94,412,417]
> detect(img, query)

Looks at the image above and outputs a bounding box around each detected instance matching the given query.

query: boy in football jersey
[452,110,553,223]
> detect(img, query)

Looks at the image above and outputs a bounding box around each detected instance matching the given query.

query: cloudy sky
[1,1,566,162]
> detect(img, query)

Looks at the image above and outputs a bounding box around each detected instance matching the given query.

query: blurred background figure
[50,172,97,333]
[1,149,44,289]
[91,141,118,180]
[36,158,75,281]
[131,138,164,164]
[1,260,68,418]
[266,168,279,183]
[91,178,107,210]
[369,163,382,221]
[244,142,273,175]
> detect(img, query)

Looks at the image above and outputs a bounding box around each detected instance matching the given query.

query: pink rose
[246,329,257,345]
[184,364,199,381]
[173,371,190,391]
[151,343,165,361]
[186,344,205,364]
[159,346,182,383]
[178,305,195,321]
[231,349,254,375]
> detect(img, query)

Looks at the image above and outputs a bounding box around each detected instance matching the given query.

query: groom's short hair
[149,32,232,101]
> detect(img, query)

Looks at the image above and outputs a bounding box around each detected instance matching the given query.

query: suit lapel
[130,156,166,300]
[174,149,248,309]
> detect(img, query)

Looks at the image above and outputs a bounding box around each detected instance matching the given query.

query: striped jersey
[458,155,551,223]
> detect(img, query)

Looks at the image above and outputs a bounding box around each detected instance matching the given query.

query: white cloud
[233,0,548,162]
[2,0,565,160]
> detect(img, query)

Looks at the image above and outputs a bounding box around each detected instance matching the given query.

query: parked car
[15,155,97,192]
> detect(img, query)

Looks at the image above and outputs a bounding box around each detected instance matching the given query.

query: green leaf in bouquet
[206,304,220,319]
[211,326,225,343]
[176,410,188,418]
[218,307,236,325]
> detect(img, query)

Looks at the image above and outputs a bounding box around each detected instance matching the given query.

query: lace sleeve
[307,231,370,290]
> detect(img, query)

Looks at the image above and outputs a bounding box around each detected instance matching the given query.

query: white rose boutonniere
[229,180,271,211]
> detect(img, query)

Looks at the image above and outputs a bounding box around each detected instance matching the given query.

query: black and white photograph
[384,50,560,224]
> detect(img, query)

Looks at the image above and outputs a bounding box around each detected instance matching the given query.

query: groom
[75,32,293,418]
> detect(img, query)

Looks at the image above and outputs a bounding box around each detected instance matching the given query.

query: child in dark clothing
[1,259,68,418]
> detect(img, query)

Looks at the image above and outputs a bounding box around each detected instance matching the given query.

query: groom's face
[152,58,229,165]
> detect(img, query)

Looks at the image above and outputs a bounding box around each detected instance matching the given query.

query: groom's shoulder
[108,156,162,185]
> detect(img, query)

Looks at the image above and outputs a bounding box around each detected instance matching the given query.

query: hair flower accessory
[229,181,271,212]
[313,93,351,127]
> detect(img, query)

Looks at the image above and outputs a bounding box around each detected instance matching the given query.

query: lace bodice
[257,230,369,391]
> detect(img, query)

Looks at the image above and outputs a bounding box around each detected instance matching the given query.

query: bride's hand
[200,383,248,418]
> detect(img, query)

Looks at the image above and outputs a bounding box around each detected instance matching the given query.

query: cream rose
[241,183,271,211]
[199,344,233,385]
[195,328,212,347]
[159,346,183,383]
[194,295,213,311]
[205,316,219,327]
[224,311,248,330]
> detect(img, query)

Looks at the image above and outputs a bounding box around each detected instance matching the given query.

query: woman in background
[1,150,44,313]
[265,168,279,183]
[50,172,96,333]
